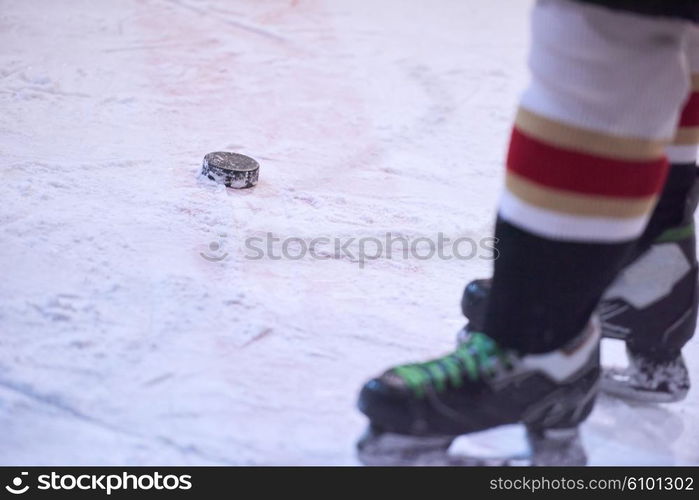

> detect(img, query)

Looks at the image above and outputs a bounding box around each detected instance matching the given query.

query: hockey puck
[202,152,259,189]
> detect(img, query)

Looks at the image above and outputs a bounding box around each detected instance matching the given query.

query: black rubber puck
[202,152,259,189]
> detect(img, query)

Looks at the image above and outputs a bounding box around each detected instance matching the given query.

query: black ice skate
[458,225,698,403]
[357,321,600,466]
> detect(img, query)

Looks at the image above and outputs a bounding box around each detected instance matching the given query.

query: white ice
[0,0,697,465]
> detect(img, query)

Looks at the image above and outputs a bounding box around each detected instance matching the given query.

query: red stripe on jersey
[679,93,699,127]
[507,128,668,198]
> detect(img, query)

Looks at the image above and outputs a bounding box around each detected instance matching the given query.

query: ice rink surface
[0,0,697,465]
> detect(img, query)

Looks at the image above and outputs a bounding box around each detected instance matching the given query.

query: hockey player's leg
[461,169,698,405]
[357,0,692,466]
[601,28,699,403]
[461,29,699,404]
[462,123,699,404]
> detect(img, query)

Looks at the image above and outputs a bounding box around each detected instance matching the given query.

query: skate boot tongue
[391,332,513,397]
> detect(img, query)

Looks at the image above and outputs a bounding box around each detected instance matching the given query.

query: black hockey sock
[634,162,699,255]
[481,109,670,355]
[483,218,633,354]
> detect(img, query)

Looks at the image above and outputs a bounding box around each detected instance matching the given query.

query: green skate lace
[392,332,511,398]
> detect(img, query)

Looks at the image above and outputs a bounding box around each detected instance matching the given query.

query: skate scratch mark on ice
[5,86,91,99]
[0,69,21,81]
[0,377,239,464]
[143,372,175,386]
[103,42,199,53]
[0,61,24,80]
[154,436,238,465]
[0,377,128,434]
[162,0,289,44]
[241,327,274,348]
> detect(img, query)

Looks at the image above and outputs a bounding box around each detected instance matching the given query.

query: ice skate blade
[357,426,457,466]
[357,426,551,466]
[526,427,587,466]
[600,377,688,404]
